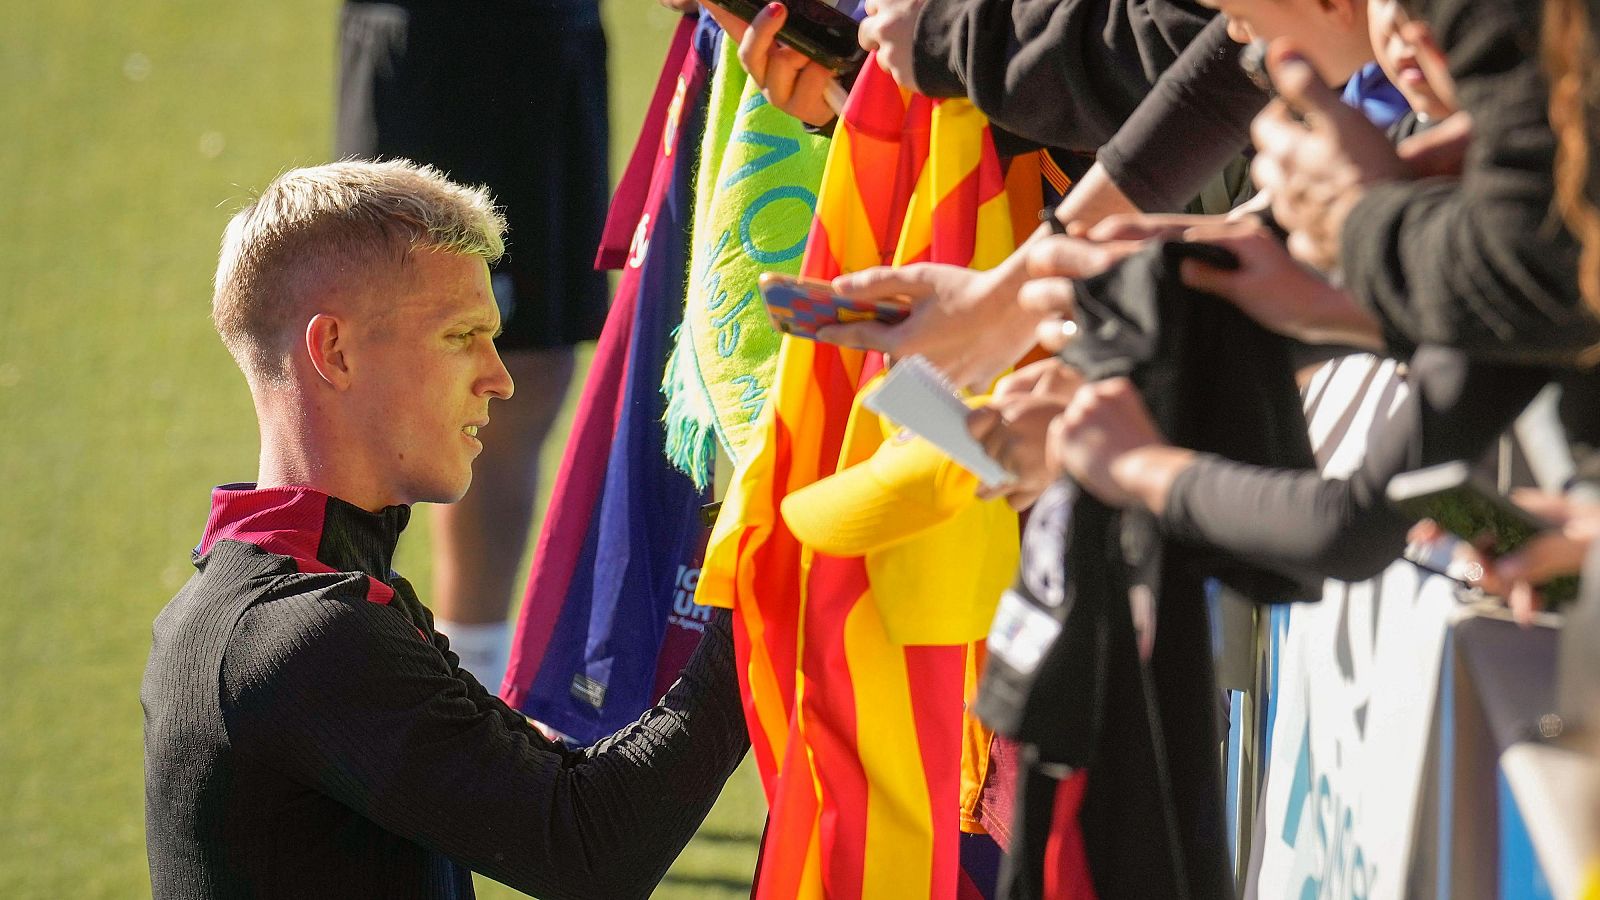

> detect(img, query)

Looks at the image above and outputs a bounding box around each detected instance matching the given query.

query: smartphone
[1388,462,1581,604]
[759,272,910,340]
[702,0,867,74]
[1386,462,1551,557]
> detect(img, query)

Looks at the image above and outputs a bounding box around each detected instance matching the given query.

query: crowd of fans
[696,0,1600,890]
[707,0,1600,664]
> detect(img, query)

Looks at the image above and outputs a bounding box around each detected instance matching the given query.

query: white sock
[434,618,512,694]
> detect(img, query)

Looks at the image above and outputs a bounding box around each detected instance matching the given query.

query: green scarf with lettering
[662,39,830,488]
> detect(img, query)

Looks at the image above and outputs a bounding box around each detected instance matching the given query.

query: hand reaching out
[1466,491,1600,626]
[1047,378,1194,513]
[964,358,1085,510]
[1178,217,1384,350]
[968,395,1069,511]
[701,2,840,126]
[1250,43,1408,273]
[858,0,926,92]
[821,259,1040,391]
[1016,234,1142,351]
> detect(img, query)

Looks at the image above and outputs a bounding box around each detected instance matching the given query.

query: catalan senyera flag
[696,59,1033,900]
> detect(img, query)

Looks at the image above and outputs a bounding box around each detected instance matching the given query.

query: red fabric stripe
[1043,771,1097,900]
[801,218,841,282]
[974,128,1006,198]
[754,711,824,899]
[889,97,933,254]
[842,62,908,256]
[364,577,395,605]
[730,555,781,797]
[856,350,885,389]
[931,167,979,268]
[929,125,1005,267]
[812,347,859,468]
[905,644,967,900]
[594,18,698,269]
[804,554,872,900]
[760,412,802,718]
[842,56,910,143]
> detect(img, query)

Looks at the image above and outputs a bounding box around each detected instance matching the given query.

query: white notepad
[863,355,1016,489]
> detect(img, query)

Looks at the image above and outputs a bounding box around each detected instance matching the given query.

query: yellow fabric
[845,594,936,899]
[1582,857,1600,900]
[780,405,989,556]
[960,642,994,833]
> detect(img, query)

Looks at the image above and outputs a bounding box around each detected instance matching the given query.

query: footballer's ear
[304,314,353,390]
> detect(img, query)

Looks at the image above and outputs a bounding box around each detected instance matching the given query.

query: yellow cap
[781,394,1019,646]
[781,425,981,556]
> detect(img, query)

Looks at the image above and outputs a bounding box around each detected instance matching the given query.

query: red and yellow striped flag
[698,59,1029,899]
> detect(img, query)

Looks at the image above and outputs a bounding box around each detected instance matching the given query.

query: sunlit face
[1403,17,1457,115]
[347,249,513,505]
[1368,0,1455,120]
[1200,0,1375,86]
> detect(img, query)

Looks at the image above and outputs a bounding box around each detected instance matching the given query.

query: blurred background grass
[0,2,762,896]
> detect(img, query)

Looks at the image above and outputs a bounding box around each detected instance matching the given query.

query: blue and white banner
[1249,355,1459,900]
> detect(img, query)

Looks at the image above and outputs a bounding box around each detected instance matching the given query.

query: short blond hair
[213,159,506,385]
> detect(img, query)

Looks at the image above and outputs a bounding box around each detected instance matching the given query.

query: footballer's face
[349,249,513,505]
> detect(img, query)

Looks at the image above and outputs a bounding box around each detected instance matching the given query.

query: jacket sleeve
[1160,348,1551,584]
[1095,18,1267,212]
[910,0,1214,154]
[223,598,749,900]
[1339,0,1600,365]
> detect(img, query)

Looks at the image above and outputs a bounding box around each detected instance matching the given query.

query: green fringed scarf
[661,40,830,488]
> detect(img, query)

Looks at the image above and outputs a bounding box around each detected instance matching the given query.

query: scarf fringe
[660,331,718,490]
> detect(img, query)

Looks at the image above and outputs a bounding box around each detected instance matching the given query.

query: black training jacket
[142,484,747,899]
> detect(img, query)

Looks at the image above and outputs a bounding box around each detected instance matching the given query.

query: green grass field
[0,2,762,896]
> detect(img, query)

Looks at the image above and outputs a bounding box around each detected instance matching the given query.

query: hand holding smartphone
[701,0,866,75]
[1387,462,1552,557]
[759,273,910,341]
[1388,462,1574,599]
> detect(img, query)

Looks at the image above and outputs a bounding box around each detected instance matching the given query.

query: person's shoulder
[232,569,402,654]
[219,573,428,714]
[149,541,302,659]
[158,538,370,634]
[146,551,391,719]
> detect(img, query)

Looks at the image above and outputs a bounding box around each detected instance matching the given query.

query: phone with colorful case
[758,272,910,341]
